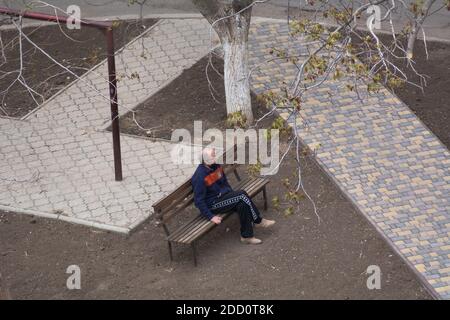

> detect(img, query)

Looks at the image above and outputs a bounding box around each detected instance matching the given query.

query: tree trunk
[223,39,253,123]
[406,0,436,60]
[406,23,419,60]
[192,0,254,123]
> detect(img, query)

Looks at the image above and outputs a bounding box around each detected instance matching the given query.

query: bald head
[202,147,216,165]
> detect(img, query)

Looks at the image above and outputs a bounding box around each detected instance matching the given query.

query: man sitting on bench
[191,147,275,245]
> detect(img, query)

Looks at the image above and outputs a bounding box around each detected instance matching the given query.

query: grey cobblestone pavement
[248,19,450,299]
[0,19,215,233]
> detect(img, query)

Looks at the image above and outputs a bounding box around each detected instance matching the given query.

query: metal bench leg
[168,241,174,262]
[262,186,268,211]
[191,243,198,267]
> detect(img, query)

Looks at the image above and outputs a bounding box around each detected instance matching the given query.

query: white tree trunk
[406,0,436,60]
[223,40,253,124]
[191,0,254,123]
[406,23,419,60]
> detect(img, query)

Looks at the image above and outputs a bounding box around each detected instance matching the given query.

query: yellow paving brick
[415,264,426,273]
[435,286,450,293]
[408,255,423,261]
[438,267,450,274]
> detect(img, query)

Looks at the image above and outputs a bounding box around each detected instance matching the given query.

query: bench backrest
[152,145,239,224]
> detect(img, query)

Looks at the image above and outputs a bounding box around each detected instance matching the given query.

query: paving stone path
[0,17,448,298]
[248,19,450,299]
[0,19,215,233]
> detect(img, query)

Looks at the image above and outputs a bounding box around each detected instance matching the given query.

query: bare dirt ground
[0,150,432,299]
[393,39,450,149]
[0,55,433,300]
[112,56,274,139]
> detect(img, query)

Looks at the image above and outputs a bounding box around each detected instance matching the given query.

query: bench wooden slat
[167,214,205,240]
[246,178,269,197]
[180,222,215,244]
[178,213,229,244]
[241,178,260,193]
[157,187,194,217]
[234,177,254,191]
[176,212,231,243]
[153,180,192,212]
[159,195,195,224]
[176,219,212,243]
[169,214,210,241]
[235,177,267,198]
[169,213,219,244]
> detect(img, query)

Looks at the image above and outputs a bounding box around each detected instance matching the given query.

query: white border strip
[0,204,130,234]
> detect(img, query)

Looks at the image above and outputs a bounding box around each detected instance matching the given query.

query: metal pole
[105,27,123,181]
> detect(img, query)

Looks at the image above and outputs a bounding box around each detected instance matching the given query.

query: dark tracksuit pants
[210,190,262,238]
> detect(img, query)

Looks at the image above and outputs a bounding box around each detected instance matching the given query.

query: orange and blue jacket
[192,163,232,220]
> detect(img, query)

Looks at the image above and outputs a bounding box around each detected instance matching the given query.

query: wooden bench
[152,163,269,266]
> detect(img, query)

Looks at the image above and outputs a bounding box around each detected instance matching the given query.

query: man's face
[203,148,216,165]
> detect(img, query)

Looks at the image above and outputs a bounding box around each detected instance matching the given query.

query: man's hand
[210,216,222,224]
